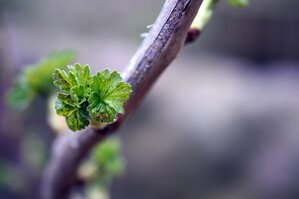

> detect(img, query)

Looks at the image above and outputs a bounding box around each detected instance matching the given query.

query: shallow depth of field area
[1,0,299,199]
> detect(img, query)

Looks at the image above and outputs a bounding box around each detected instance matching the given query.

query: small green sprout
[53,64,131,131]
[92,138,124,177]
[6,50,75,111]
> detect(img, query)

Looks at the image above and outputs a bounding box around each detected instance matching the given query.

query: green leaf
[53,69,72,92]
[92,138,124,176]
[6,49,75,111]
[55,97,76,116]
[227,0,249,7]
[6,77,35,111]
[25,50,76,92]
[69,63,92,88]
[65,104,90,131]
[88,70,131,123]
[53,64,92,131]
[70,85,85,104]
[55,94,89,131]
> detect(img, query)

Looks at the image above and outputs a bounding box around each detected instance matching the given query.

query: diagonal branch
[41,0,203,199]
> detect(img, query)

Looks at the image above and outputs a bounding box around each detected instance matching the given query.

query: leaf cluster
[77,138,124,192]
[92,138,124,177]
[53,64,131,131]
[6,50,75,111]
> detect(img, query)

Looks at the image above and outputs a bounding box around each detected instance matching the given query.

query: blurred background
[1,0,299,199]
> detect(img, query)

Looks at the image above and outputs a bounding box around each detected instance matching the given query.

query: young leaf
[88,70,131,123]
[53,69,72,93]
[6,50,75,111]
[55,95,76,116]
[53,64,92,131]
[92,138,124,176]
[6,77,35,111]
[24,50,76,92]
[65,103,90,131]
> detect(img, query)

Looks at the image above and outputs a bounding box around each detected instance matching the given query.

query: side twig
[185,0,219,44]
[41,0,203,199]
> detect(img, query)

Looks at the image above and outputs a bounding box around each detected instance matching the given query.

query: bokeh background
[1,0,299,199]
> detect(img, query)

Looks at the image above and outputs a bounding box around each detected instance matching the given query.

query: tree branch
[41,0,203,198]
